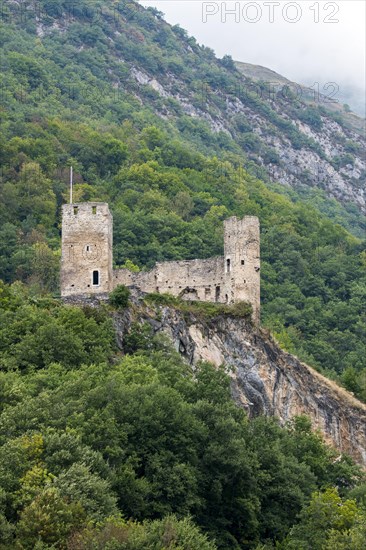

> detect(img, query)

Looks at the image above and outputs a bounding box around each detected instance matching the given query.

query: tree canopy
[0,284,364,549]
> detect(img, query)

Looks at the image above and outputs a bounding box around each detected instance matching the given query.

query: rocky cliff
[114,298,366,466]
[235,61,366,130]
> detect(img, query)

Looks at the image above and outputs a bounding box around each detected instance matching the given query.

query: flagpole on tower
[70,166,73,204]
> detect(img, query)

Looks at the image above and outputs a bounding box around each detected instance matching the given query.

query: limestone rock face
[127,67,366,215]
[115,302,366,466]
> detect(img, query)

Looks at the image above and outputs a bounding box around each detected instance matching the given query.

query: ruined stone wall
[113,267,156,293]
[156,257,224,299]
[61,203,260,322]
[61,203,113,297]
[113,257,225,301]
[113,216,260,322]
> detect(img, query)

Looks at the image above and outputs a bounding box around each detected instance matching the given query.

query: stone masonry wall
[61,202,260,322]
[113,257,225,301]
[224,216,260,322]
[61,202,113,297]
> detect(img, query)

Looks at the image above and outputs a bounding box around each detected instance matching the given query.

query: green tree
[14,163,56,228]
[53,463,118,522]
[284,488,360,549]
[16,488,86,549]
[68,515,217,549]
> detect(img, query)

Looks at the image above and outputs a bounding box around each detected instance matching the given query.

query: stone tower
[223,216,260,323]
[60,201,260,323]
[61,202,113,297]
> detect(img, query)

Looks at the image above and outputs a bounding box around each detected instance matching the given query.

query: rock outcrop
[126,66,366,215]
[115,300,366,466]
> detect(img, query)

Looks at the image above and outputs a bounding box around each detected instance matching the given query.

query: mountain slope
[1,0,365,215]
[235,61,366,132]
[114,292,366,466]
[0,0,365,397]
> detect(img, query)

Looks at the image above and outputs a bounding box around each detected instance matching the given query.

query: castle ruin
[61,202,261,322]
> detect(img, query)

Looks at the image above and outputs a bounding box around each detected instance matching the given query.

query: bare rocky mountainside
[112,294,366,467]
[116,32,366,213]
[127,59,366,212]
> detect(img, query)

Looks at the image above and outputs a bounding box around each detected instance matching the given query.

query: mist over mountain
[329,82,365,119]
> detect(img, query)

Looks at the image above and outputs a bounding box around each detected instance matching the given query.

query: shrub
[144,292,180,306]
[229,301,253,318]
[144,293,252,321]
[109,285,130,309]
[123,322,154,354]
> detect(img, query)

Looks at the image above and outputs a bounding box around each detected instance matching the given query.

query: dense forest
[0,1,366,547]
[0,282,366,549]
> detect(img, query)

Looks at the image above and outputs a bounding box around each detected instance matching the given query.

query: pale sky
[139,0,366,116]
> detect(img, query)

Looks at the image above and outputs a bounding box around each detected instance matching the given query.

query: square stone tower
[61,202,113,297]
[223,216,260,323]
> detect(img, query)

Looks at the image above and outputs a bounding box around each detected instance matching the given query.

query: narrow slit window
[86,245,90,252]
[92,270,99,286]
[226,258,231,273]
[241,259,245,265]
[73,206,78,215]
[92,206,97,214]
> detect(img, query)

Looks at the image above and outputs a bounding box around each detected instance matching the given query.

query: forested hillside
[1,1,366,547]
[0,283,366,549]
[1,0,366,216]
[0,0,365,395]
